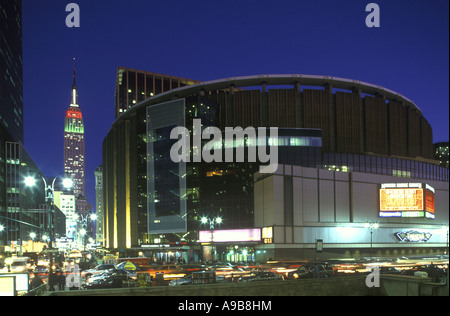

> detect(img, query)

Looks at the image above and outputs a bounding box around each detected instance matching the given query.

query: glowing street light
[441,226,449,255]
[365,223,379,258]
[24,172,73,290]
[200,216,223,230]
[24,176,36,187]
[62,178,74,189]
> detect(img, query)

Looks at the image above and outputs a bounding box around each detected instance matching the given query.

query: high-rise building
[434,142,449,169]
[54,191,77,239]
[1,0,49,249]
[0,0,23,143]
[1,0,24,236]
[115,66,200,118]
[94,165,104,244]
[64,61,86,198]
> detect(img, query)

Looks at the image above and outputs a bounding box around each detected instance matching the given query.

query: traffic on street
[1,249,448,295]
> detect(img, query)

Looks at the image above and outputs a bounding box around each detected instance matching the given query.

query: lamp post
[441,226,449,255]
[0,224,4,246]
[79,213,97,249]
[200,216,223,262]
[79,228,86,251]
[25,172,73,290]
[364,223,379,259]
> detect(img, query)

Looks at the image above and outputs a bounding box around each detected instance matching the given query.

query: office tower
[1,0,24,236]
[434,142,449,168]
[0,0,23,143]
[94,165,104,244]
[54,191,77,239]
[115,66,200,118]
[63,61,86,198]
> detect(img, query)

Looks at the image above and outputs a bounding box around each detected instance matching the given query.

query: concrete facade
[254,164,449,261]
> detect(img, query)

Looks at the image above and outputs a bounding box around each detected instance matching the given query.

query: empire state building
[64,63,85,197]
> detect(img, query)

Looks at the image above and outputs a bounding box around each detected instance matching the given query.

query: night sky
[21,0,449,208]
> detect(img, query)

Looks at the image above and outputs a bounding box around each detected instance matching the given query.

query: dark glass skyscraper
[1,0,50,248]
[115,66,200,119]
[0,0,23,143]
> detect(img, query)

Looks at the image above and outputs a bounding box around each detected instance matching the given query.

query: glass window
[376,156,382,174]
[370,156,375,173]
[163,77,171,92]
[154,76,162,94]
[146,74,154,97]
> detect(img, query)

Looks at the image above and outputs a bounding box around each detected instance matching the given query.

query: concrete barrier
[46,276,376,296]
[380,275,448,296]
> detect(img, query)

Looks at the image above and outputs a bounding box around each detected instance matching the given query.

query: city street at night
[1,0,448,301]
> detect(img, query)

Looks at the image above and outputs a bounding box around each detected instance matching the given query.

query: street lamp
[201,216,223,231]
[0,224,4,246]
[200,216,223,262]
[24,172,73,290]
[80,228,87,251]
[441,226,449,255]
[365,223,379,258]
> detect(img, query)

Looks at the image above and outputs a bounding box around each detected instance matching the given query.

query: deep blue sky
[22,0,449,207]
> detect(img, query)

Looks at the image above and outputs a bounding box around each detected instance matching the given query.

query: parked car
[81,264,116,279]
[238,271,282,282]
[287,264,334,279]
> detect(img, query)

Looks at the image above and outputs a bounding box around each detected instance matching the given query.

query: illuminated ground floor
[253,164,449,262]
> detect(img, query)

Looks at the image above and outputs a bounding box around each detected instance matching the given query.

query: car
[33,265,49,274]
[83,269,130,290]
[378,267,402,275]
[287,264,335,279]
[81,264,116,279]
[141,264,186,279]
[169,273,193,286]
[238,271,282,283]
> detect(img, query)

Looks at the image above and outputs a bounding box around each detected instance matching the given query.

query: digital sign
[379,183,435,219]
[380,188,423,211]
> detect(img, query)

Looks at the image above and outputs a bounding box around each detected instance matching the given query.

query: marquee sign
[379,183,435,219]
[199,229,261,243]
[395,231,432,242]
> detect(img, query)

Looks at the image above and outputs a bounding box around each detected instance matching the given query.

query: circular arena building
[103,72,448,262]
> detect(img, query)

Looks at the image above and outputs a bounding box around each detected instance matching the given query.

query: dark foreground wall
[47,276,376,296]
[46,275,449,297]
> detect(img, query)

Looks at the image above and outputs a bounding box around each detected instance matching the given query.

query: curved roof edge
[117,74,423,125]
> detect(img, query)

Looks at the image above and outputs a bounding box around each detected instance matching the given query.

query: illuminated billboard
[379,183,435,219]
[199,229,261,243]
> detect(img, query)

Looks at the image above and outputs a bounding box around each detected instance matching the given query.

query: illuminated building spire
[71,58,78,106]
[64,58,85,197]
